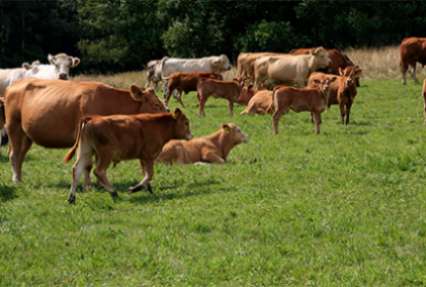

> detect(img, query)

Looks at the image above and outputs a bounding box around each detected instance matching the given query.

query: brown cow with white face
[400,37,426,85]
[64,109,192,204]
[157,123,247,164]
[5,78,166,182]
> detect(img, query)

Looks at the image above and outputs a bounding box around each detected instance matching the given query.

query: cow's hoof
[68,194,76,204]
[128,185,142,193]
[111,191,119,198]
[146,184,153,194]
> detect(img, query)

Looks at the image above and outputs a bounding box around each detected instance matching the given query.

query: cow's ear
[71,57,80,68]
[31,60,40,66]
[173,108,182,119]
[48,54,56,65]
[130,84,144,101]
[22,62,31,70]
[338,67,344,76]
[222,123,231,132]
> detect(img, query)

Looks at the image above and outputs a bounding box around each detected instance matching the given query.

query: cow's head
[130,85,167,113]
[172,108,192,140]
[221,123,248,145]
[47,53,80,80]
[238,84,255,104]
[310,47,331,69]
[212,54,232,71]
[314,77,337,103]
[338,67,359,99]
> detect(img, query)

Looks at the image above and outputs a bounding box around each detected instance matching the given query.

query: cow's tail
[64,117,91,163]
[160,56,169,80]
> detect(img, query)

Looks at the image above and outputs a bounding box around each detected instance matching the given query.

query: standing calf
[197,78,253,116]
[64,109,192,204]
[272,78,336,134]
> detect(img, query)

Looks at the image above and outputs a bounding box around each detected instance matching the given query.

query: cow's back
[400,37,426,65]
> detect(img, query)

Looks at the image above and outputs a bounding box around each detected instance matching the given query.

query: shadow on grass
[0,184,17,202]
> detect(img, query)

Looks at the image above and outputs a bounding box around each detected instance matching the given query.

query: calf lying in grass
[157,123,247,164]
[272,78,336,134]
[241,89,273,115]
[64,109,192,204]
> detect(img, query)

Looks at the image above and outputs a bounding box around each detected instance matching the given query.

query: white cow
[145,59,162,90]
[254,47,331,88]
[160,55,231,78]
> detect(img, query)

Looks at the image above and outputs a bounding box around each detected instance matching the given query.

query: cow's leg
[272,108,285,135]
[345,102,352,125]
[339,103,345,124]
[128,159,154,193]
[202,151,225,164]
[8,124,32,183]
[412,64,419,83]
[313,112,321,134]
[68,148,92,204]
[228,100,234,116]
[401,61,409,85]
[93,153,116,198]
[198,94,207,117]
[176,91,185,107]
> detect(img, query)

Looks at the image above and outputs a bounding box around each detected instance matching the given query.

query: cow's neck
[207,131,235,160]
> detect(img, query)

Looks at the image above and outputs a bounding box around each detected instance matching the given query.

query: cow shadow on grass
[0,184,17,202]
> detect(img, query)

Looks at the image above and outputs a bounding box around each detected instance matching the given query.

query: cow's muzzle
[59,73,68,80]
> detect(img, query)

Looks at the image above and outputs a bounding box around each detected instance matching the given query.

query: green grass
[1,79,426,286]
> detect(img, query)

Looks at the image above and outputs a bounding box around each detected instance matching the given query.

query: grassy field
[1,77,426,286]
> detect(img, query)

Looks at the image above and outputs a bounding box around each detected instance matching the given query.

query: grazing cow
[163,72,223,108]
[237,52,282,83]
[241,90,274,115]
[64,109,192,204]
[196,78,253,116]
[146,59,162,90]
[5,79,166,182]
[307,66,360,124]
[157,123,247,164]
[254,47,331,89]
[290,47,359,86]
[272,78,336,134]
[400,37,426,85]
[160,55,231,78]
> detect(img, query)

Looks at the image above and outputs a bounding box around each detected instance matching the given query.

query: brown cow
[196,78,253,116]
[157,123,247,164]
[272,78,336,134]
[64,109,192,204]
[237,52,282,83]
[0,98,5,151]
[422,79,426,122]
[163,72,223,108]
[240,90,273,115]
[5,78,166,182]
[290,47,359,86]
[307,67,359,124]
[400,37,426,85]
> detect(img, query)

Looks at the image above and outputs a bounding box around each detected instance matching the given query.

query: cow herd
[0,37,425,203]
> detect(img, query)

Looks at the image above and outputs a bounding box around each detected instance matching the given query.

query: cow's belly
[20,98,79,148]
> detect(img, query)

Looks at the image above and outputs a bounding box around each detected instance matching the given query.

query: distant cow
[160,55,231,78]
[254,47,331,89]
[272,78,336,134]
[157,123,247,164]
[241,89,274,115]
[5,79,166,182]
[145,59,162,90]
[163,72,223,108]
[237,52,282,83]
[64,109,192,204]
[400,37,426,85]
[307,66,360,124]
[196,78,254,116]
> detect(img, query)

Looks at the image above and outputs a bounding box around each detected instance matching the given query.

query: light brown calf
[157,123,247,164]
[241,90,273,115]
[64,109,192,204]
[272,79,335,134]
[307,67,359,124]
[196,78,252,116]
[163,72,223,108]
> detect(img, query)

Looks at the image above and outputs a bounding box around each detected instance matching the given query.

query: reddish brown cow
[163,72,223,108]
[272,79,336,134]
[290,47,358,86]
[5,79,166,182]
[64,109,192,204]
[308,67,359,124]
[400,37,426,85]
[157,123,247,164]
[196,78,253,116]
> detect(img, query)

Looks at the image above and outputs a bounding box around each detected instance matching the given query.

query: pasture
[1,71,426,285]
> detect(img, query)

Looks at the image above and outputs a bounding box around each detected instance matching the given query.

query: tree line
[1,0,425,73]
